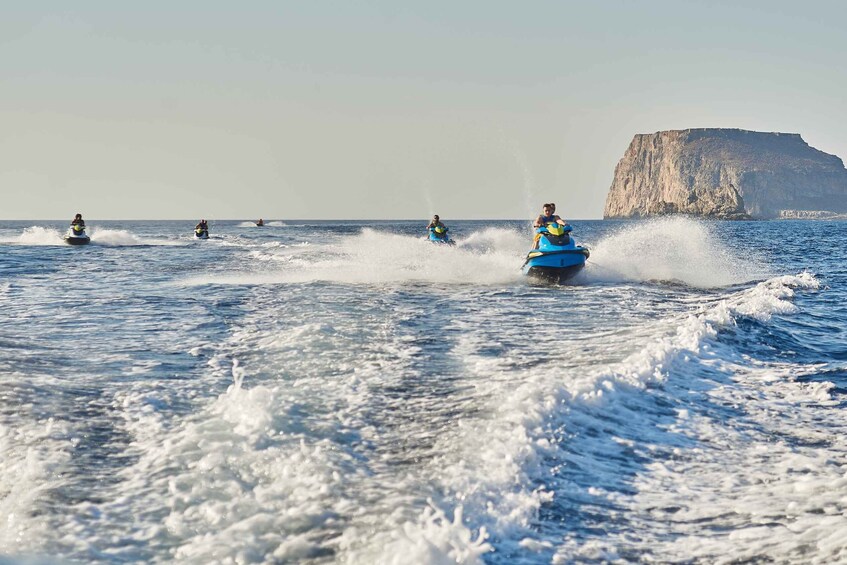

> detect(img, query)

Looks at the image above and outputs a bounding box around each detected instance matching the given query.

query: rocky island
[603,128,847,219]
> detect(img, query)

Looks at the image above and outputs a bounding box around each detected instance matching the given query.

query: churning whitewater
[1,218,846,564]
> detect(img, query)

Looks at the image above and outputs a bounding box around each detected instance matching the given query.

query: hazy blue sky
[2,1,845,219]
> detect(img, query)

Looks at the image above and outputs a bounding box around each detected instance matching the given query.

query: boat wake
[4,226,65,245]
[183,228,527,287]
[162,270,830,563]
[1,226,185,247]
[182,219,771,291]
[2,215,838,564]
[585,217,772,287]
[90,229,183,246]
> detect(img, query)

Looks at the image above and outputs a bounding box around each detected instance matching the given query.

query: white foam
[349,504,492,564]
[236,221,285,227]
[553,364,847,562]
[586,217,772,287]
[2,225,178,246]
[456,226,527,257]
[6,226,64,246]
[0,416,73,556]
[4,218,824,564]
[89,292,501,563]
[181,228,527,287]
[179,218,771,290]
[89,229,181,246]
[161,234,817,562]
[67,349,366,562]
[411,272,823,558]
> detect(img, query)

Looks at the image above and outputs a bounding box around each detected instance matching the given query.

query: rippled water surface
[1,218,845,563]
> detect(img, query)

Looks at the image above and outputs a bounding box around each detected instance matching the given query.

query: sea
[0,217,845,564]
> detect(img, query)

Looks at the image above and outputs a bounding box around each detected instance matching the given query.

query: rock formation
[603,129,847,219]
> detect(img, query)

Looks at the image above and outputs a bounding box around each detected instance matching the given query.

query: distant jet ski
[521,223,589,283]
[255,219,264,226]
[194,227,209,239]
[428,225,454,245]
[64,224,91,245]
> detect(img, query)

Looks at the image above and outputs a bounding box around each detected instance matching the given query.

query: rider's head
[542,204,554,215]
[75,213,82,219]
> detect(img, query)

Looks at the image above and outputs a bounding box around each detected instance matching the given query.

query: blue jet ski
[194,227,209,239]
[64,224,91,245]
[521,223,589,283]
[428,225,455,245]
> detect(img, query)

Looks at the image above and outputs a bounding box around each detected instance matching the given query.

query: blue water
[1,218,845,563]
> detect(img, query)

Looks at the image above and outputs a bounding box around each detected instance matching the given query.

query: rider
[195,219,208,233]
[533,203,566,227]
[427,214,449,239]
[533,203,567,248]
[427,214,447,230]
[70,213,85,228]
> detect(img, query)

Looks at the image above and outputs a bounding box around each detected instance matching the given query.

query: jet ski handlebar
[536,223,572,235]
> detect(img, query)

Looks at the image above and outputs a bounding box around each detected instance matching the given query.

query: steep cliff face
[603,129,847,219]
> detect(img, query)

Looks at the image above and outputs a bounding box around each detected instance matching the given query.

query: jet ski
[194,227,209,239]
[64,224,91,245]
[428,225,455,245]
[521,223,589,283]
[255,219,264,226]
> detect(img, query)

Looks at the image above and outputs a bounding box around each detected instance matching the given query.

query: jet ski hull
[428,230,454,245]
[522,225,589,284]
[522,250,588,283]
[64,235,91,245]
[429,236,455,245]
[523,263,585,283]
[195,231,209,239]
[64,227,90,245]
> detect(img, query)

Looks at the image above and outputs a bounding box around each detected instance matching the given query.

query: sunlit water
[1,218,845,564]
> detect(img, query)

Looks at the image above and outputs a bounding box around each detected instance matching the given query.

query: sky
[1,1,845,220]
